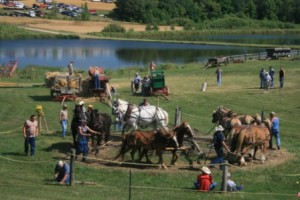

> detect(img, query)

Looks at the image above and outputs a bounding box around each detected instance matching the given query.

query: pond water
[0,34,297,70]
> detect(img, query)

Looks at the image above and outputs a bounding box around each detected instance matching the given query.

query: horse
[115,122,194,168]
[212,106,242,138]
[86,109,112,156]
[71,105,86,147]
[112,99,169,135]
[230,124,271,166]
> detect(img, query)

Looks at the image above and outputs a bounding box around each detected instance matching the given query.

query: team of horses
[212,106,272,166]
[71,99,197,168]
[70,100,273,168]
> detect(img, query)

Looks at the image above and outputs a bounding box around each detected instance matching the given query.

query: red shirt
[197,174,213,191]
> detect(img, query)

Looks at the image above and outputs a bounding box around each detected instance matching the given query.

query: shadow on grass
[42,141,73,154]
[29,95,53,102]
[1,152,24,156]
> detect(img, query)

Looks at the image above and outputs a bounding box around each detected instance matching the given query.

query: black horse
[71,105,86,147]
[86,109,112,156]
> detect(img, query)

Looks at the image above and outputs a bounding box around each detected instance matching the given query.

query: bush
[102,24,126,33]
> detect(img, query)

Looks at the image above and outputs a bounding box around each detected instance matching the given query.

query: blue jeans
[212,148,225,169]
[24,137,35,156]
[61,119,67,137]
[94,74,100,89]
[194,181,217,190]
[269,129,281,149]
[217,76,222,85]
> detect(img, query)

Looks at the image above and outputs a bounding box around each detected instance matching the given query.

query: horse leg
[157,150,167,169]
[239,154,247,166]
[95,134,103,157]
[170,149,178,165]
[261,144,267,164]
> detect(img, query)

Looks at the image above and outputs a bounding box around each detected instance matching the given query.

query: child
[194,166,217,192]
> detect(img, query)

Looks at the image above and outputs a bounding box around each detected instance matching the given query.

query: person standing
[264,72,272,93]
[54,160,70,184]
[194,166,217,192]
[59,104,68,138]
[76,120,99,162]
[259,67,266,89]
[269,112,281,150]
[215,68,222,86]
[141,75,151,96]
[149,61,156,71]
[133,73,142,93]
[279,66,285,88]
[93,67,101,89]
[269,66,275,88]
[23,115,39,156]
[211,125,230,169]
[67,61,74,75]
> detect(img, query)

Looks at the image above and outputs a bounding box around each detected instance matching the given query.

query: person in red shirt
[194,166,217,192]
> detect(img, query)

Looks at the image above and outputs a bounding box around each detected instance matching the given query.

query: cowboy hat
[63,104,67,108]
[88,104,93,108]
[270,111,275,116]
[215,125,224,131]
[79,101,85,106]
[201,166,211,174]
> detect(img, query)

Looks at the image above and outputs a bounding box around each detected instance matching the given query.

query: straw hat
[63,104,67,108]
[215,125,224,131]
[270,111,275,116]
[88,105,93,108]
[201,166,211,174]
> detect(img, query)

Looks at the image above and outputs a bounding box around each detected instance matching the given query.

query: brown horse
[230,125,271,166]
[212,106,242,138]
[115,122,194,168]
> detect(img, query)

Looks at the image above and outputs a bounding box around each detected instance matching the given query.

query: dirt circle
[76,133,295,173]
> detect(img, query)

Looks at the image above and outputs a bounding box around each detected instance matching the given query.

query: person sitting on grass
[194,166,217,192]
[226,173,244,192]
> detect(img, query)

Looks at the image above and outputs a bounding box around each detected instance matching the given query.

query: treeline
[112,0,300,28]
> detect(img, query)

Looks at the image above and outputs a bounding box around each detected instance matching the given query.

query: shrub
[102,24,126,33]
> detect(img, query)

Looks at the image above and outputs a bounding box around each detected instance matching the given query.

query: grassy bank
[0,59,300,199]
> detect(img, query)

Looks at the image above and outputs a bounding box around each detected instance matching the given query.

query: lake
[1,34,297,69]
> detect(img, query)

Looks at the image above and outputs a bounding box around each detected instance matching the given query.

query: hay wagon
[150,70,169,96]
[45,72,82,101]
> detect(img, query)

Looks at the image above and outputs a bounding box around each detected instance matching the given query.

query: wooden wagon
[88,67,112,101]
[266,47,291,59]
[204,56,229,68]
[150,70,169,96]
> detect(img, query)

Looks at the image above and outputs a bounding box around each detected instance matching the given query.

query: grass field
[0,59,300,200]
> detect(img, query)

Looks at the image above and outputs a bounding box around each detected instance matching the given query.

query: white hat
[79,101,85,105]
[201,166,211,174]
[58,160,64,167]
[227,173,231,178]
[215,125,224,131]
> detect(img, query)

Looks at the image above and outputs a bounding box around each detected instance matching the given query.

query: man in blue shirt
[269,112,281,150]
[211,125,230,169]
[54,161,70,184]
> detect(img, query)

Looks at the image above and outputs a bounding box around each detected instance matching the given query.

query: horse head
[172,121,194,147]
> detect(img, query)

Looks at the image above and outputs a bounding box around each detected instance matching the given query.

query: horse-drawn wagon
[204,56,229,68]
[45,72,82,101]
[150,70,169,96]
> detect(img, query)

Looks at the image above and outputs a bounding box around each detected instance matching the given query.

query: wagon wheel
[181,138,205,166]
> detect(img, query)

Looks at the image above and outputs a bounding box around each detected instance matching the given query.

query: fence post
[221,161,228,192]
[70,148,76,186]
[174,106,181,126]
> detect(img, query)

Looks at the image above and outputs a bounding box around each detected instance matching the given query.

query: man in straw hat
[59,104,68,138]
[194,166,217,191]
[211,125,230,169]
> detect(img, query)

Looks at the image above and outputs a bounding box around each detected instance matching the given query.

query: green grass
[0,59,300,200]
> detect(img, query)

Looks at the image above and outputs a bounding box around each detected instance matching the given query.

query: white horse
[112,99,169,135]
